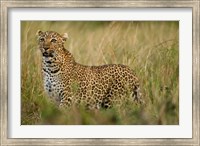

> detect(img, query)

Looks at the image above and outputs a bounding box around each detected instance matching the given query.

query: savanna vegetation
[21,21,179,125]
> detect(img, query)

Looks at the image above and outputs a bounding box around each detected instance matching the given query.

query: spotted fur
[37,30,143,109]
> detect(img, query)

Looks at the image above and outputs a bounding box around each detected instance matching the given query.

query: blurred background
[21,21,179,125]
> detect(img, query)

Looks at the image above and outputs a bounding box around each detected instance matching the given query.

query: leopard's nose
[44,46,49,50]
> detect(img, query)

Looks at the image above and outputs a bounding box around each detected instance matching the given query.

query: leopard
[37,30,143,109]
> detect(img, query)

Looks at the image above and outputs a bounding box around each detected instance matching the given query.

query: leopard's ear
[36,30,43,36]
[62,33,69,42]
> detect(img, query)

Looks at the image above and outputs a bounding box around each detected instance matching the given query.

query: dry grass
[21,21,179,125]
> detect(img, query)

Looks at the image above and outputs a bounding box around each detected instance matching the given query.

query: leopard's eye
[51,38,57,43]
[39,38,45,42]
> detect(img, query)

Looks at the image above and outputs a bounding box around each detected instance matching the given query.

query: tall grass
[21,21,179,125]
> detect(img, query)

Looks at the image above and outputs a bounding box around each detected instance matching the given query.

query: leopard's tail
[133,83,144,104]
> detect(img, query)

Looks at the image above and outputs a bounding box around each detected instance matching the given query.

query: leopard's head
[36,30,68,58]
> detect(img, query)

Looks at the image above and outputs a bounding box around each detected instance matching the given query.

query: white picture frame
[1,0,199,145]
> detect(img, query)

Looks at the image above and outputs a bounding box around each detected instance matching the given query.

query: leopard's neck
[42,47,76,74]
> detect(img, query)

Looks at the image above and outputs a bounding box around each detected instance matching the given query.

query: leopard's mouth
[43,51,54,57]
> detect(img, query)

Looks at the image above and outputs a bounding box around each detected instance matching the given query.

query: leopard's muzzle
[42,49,54,57]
